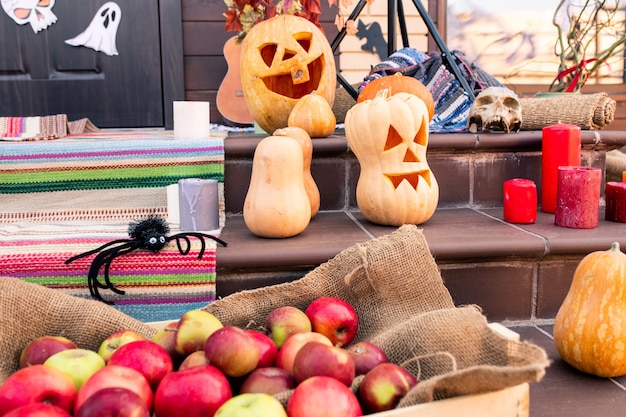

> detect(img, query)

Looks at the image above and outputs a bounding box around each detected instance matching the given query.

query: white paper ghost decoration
[65,2,122,56]
[1,0,58,33]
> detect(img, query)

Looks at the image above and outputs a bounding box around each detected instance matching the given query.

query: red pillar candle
[541,124,581,213]
[555,166,602,229]
[605,182,626,222]
[503,178,537,223]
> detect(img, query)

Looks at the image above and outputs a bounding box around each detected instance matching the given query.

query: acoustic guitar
[216,37,254,125]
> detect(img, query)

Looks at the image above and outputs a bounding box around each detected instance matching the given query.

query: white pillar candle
[173,101,211,139]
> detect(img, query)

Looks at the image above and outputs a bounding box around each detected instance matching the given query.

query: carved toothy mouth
[385,171,433,189]
[261,56,325,100]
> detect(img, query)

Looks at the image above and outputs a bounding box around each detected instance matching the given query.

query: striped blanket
[0,131,225,322]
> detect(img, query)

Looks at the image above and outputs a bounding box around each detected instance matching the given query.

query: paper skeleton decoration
[65,2,121,56]
[1,0,58,33]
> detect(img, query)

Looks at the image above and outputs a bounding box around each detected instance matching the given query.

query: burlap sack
[519,92,616,130]
[0,278,156,383]
[204,224,549,407]
[0,224,549,410]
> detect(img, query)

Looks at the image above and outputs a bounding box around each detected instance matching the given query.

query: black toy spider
[65,215,227,304]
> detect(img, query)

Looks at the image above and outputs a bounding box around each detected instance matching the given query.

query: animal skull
[468,87,522,133]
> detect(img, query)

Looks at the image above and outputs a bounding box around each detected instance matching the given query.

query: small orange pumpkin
[554,242,626,377]
[288,91,336,138]
[357,73,435,121]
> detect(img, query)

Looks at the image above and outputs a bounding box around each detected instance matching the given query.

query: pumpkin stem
[610,241,622,253]
[375,88,390,100]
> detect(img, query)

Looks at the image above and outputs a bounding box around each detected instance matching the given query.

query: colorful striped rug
[0,131,225,322]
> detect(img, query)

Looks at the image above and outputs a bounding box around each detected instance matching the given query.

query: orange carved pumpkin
[240,15,336,134]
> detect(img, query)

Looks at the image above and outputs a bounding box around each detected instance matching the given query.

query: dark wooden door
[0,0,183,128]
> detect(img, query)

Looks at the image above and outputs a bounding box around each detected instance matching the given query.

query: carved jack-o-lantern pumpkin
[240,14,336,134]
[345,90,439,226]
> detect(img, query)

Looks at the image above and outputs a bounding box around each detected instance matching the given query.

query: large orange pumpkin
[357,73,435,121]
[554,242,626,377]
[240,15,337,134]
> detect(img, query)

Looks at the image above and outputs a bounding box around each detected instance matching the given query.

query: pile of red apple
[0,296,418,417]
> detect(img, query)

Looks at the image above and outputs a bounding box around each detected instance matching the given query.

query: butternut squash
[273,126,320,218]
[243,135,311,238]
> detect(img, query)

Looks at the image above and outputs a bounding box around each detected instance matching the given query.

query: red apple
[75,387,150,417]
[264,306,312,348]
[154,365,232,417]
[74,365,153,415]
[214,393,287,417]
[275,331,332,375]
[305,297,358,347]
[358,363,418,413]
[239,367,296,395]
[204,326,260,377]
[246,330,278,368]
[286,376,362,417]
[18,336,77,368]
[292,341,355,386]
[108,340,174,390]
[175,310,223,356]
[0,365,76,416]
[97,329,147,363]
[346,341,389,376]
[178,350,210,371]
[3,404,72,417]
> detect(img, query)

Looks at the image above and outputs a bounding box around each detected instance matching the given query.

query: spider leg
[64,238,135,264]
[168,232,228,259]
[170,235,192,256]
[86,242,139,304]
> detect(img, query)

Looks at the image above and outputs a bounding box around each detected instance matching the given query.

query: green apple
[44,349,106,390]
[97,330,147,363]
[215,393,287,417]
[175,310,223,356]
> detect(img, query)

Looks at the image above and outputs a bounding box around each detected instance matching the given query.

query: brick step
[217,207,626,322]
[217,130,626,322]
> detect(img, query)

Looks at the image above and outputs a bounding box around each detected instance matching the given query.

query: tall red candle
[605,182,626,222]
[541,124,581,213]
[555,166,601,229]
[503,178,537,223]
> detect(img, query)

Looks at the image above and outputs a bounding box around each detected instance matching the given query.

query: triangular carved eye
[384,126,403,151]
[295,34,312,53]
[414,118,427,147]
[260,43,278,67]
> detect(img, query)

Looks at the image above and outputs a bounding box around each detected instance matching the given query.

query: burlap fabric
[0,224,549,409]
[204,224,549,407]
[519,92,615,130]
[0,278,155,383]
